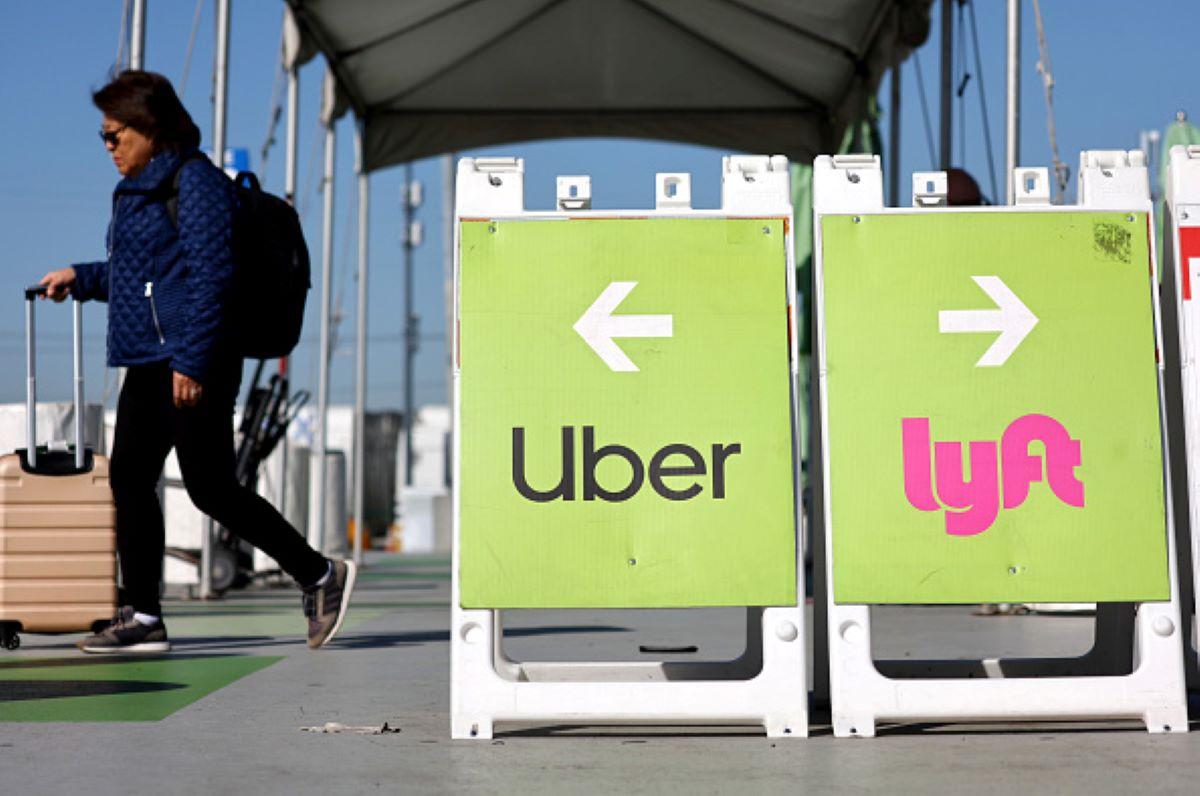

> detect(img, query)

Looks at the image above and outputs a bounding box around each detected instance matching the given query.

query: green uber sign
[458,217,797,608]
[819,211,1170,604]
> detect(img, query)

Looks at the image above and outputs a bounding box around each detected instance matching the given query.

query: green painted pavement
[161,602,439,637]
[358,569,449,582]
[163,561,447,634]
[0,554,450,722]
[165,600,440,616]
[163,601,390,638]
[362,556,450,569]
[0,655,280,722]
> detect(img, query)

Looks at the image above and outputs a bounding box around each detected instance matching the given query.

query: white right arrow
[938,275,1038,367]
[573,281,673,372]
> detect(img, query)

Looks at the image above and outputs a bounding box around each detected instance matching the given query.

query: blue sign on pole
[203,147,252,179]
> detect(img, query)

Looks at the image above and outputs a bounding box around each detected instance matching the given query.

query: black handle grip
[25,284,47,301]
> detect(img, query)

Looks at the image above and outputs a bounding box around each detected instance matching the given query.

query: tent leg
[353,123,369,566]
[403,164,417,487]
[888,66,901,207]
[129,0,146,70]
[1005,0,1021,204]
[313,70,337,554]
[939,0,953,171]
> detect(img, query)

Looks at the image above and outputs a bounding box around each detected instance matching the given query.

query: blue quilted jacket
[72,148,236,382]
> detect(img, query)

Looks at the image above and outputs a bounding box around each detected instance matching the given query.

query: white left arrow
[573,281,673,372]
[938,275,1038,367]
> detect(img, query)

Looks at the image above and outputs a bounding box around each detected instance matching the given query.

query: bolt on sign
[458,218,797,608]
[819,211,1169,603]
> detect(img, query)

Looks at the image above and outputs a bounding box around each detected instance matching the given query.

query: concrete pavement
[1,553,1197,794]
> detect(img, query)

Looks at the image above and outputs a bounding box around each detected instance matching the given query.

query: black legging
[109,359,328,616]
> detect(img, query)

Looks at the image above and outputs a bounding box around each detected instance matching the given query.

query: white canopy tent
[285,0,933,170]
[275,0,934,562]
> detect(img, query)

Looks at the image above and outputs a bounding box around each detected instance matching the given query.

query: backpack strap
[164,151,211,229]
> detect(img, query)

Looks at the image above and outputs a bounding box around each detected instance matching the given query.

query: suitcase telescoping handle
[24,285,85,471]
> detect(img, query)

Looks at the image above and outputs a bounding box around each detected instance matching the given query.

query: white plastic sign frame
[1162,143,1200,679]
[812,151,1189,737]
[450,155,808,739]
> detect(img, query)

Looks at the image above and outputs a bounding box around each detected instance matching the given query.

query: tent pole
[115,0,148,448]
[939,0,952,171]
[889,67,901,207]
[442,153,455,488]
[198,0,231,601]
[1005,0,1021,204]
[212,0,230,168]
[352,122,369,566]
[284,64,299,204]
[129,0,146,70]
[278,15,300,528]
[404,163,416,488]
[314,70,337,554]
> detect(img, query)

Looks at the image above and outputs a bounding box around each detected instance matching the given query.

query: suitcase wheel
[0,625,19,651]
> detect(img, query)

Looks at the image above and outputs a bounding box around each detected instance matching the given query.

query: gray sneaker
[302,559,357,649]
[78,607,170,654]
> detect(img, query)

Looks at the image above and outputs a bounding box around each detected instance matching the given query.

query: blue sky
[0,1,1196,412]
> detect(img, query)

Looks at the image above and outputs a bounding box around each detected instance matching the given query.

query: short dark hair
[92,70,200,152]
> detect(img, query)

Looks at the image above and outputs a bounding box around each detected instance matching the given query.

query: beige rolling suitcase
[0,289,116,649]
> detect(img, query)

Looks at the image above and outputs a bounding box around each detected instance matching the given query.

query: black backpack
[166,155,310,360]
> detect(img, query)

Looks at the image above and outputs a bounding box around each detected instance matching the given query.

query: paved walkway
[1,553,1197,794]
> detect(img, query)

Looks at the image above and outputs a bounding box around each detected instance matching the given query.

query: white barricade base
[450,155,808,739]
[826,601,1186,736]
[451,603,807,739]
[813,152,1189,737]
[1164,143,1200,682]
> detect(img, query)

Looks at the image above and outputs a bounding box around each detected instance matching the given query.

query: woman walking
[38,70,354,653]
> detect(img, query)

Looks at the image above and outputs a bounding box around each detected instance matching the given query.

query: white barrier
[1162,143,1200,679]
[812,151,1189,736]
[450,156,807,739]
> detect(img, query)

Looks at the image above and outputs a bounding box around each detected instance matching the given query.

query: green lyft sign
[820,211,1170,604]
[458,218,797,608]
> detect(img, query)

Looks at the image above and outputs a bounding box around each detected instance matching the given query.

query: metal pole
[888,67,901,207]
[353,122,369,566]
[115,0,148,397]
[279,43,299,525]
[1146,130,1161,200]
[442,153,455,488]
[196,0,231,600]
[404,164,416,487]
[73,301,85,470]
[129,0,146,70]
[1005,0,1021,204]
[25,299,36,471]
[284,65,299,204]
[313,71,337,553]
[200,517,214,597]
[212,0,230,168]
[939,0,953,171]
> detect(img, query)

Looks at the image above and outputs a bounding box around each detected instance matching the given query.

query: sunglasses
[98,125,127,146]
